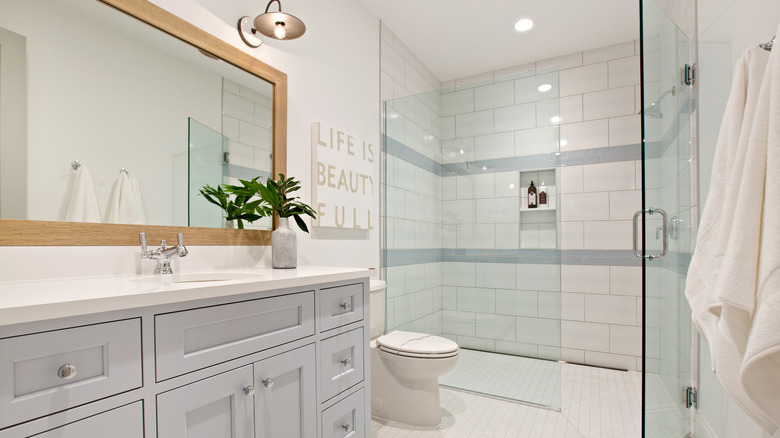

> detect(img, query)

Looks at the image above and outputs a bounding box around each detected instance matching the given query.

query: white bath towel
[740,24,780,428]
[128,172,147,224]
[684,46,778,432]
[104,171,144,224]
[63,165,101,223]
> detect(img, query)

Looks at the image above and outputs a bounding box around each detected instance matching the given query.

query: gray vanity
[0,267,370,438]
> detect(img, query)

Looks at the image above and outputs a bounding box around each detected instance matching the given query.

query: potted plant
[198,183,266,229]
[252,174,317,268]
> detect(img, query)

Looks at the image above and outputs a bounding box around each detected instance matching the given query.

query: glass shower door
[640,0,696,436]
[188,117,229,228]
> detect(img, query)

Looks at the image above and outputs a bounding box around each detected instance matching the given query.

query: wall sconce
[238,0,306,48]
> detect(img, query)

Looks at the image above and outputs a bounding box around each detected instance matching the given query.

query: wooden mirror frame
[0,0,286,246]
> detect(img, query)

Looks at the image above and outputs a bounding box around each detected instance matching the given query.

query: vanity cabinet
[0,270,370,438]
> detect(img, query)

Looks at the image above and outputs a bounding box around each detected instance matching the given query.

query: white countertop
[0,266,370,327]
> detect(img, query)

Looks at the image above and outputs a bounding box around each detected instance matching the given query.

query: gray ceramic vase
[272,217,297,268]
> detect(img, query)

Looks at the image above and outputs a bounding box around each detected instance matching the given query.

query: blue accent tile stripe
[384,248,642,267]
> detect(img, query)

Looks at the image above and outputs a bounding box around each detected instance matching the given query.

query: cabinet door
[254,344,316,438]
[157,365,254,438]
[23,401,143,438]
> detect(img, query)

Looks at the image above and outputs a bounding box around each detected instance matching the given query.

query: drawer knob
[262,378,274,388]
[342,423,351,432]
[57,364,78,380]
[341,358,351,367]
[243,385,255,396]
[340,302,351,311]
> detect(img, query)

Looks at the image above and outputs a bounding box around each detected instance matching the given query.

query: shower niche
[518,168,557,249]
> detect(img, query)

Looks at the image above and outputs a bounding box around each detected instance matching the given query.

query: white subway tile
[520,224,539,248]
[404,63,429,96]
[223,78,240,94]
[475,81,515,111]
[494,63,536,82]
[474,132,515,160]
[539,223,556,248]
[455,71,494,89]
[609,114,641,146]
[537,291,561,319]
[495,289,537,317]
[561,265,609,293]
[442,286,457,309]
[559,166,583,193]
[229,142,254,168]
[516,317,561,346]
[456,287,496,313]
[441,116,456,140]
[443,262,476,287]
[393,293,416,326]
[538,346,562,361]
[222,115,240,141]
[495,341,538,357]
[561,348,585,363]
[393,219,415,249]
[610,325,641,356]
[442,310,476,336]
[254,104,272,128]
[494,172,520,197]
[425,311,442,335]
[456,336,496,351]
[240,85,270,107]
[583,41,635,65]
[516,264,560,291]
[495,224,520,249]
[584,351,637,370]
[476,263,517,289]
[442,176,457,201]
[404,263,425,293]
[560,192,609,222]
[559,62,608,96]
[561,321,609,352]
[514,72,559,104]
[476,198,518,224]
[561,293,585,321]
[609,190,641,220]
[536,52,583,72]
[457,224,496,249]
[583,86,636,120]
[476,314,516,341]
[560,222,584,250]
[403,192,424,222]
[585,295,637,325]
[559,119,609,151]
[494,103,536,132]
[583,220,633,250]
[380,40,405,82]
[425,263,442,289]
[536,99,561,127]
[415,289,434,318]
[610,266,642,296]
[515,126,559,156]
[583,161,636,192]
[559,95,583,123]
[386,186,405,218]
[609,55,640,89]
[441,137,474,163]
[457,174,495,199]
[456,110,494,137]
[223,92,254,123]
[442,88,475,116]
[442,200,475,225]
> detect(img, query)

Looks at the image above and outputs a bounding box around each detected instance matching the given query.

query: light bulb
[273,22,287,39]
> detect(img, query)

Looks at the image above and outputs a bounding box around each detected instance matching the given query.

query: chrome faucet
[140,232,188,274]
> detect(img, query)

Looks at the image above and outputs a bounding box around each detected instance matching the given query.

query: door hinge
[224,151,230,164]
[685,386,697,409]
[683,64,696,86]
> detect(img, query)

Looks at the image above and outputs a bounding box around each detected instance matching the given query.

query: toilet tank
[369,280,386,339]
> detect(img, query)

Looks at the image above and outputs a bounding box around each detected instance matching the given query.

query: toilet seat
[377,331,459,359]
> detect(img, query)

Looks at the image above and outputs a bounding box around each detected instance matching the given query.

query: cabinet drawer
[319,327,364,402]
[319,283,364,332]
[321,388,366,438]
[0,319,142,429]
[25,402,143,438]
[155,291,315,381]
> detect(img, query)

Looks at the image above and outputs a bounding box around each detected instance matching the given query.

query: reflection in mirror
[0,0,274,230]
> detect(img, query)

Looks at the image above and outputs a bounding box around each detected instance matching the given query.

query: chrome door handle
[633,208,668,260]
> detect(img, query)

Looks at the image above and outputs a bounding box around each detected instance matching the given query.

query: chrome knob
[340,302,351,311]
[57,364,77,380]
[243,385,255,396]
[342,423,351,432]
[262,378,274,388]
[341,358,351,367]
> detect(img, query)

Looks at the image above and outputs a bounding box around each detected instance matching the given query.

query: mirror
[0,0,287,245]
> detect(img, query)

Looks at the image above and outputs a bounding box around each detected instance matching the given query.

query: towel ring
[71,161,81,171]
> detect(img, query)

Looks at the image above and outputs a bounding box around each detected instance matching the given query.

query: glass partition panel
[188,117,228,228]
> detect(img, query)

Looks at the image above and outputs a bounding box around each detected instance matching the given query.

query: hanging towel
[740,22,780,428]
[684,46,778,432]
[63,165,101,223]
[127,172,147,224]
[104,171,144,224]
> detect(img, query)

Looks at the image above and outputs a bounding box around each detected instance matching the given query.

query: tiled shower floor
[371,350,642,438]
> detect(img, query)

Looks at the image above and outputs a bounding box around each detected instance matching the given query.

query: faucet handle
[160,239,167,250]
[177,233,185,247]
[139,232,147,252]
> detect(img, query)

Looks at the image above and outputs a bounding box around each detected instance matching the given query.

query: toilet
[369,280,459,426]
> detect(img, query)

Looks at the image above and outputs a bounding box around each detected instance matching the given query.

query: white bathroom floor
[371,352,642,438]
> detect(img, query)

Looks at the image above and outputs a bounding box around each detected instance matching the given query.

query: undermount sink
[168,272,263,283]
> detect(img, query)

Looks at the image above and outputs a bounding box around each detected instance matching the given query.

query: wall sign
[311,122,374,229]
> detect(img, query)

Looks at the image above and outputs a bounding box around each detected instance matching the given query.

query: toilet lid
[377,331,459,357]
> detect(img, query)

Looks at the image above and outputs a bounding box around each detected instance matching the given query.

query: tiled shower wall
[381,32,645,370]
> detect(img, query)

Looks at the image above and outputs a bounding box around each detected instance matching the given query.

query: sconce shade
[254,0,306,40]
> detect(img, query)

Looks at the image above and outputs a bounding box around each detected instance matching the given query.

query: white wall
[697,0,780,436]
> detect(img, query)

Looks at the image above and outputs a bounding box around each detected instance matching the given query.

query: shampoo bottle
[528,181,537,208]
[539,180,547,207]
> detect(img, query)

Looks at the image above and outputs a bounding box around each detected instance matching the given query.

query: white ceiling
[357,0,639,82]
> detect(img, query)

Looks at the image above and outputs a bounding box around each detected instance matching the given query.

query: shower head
[642,86,676,119]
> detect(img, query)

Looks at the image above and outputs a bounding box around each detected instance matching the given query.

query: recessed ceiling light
[514,18,534,32]
[538,84,552,92]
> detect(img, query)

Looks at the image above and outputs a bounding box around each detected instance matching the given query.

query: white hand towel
[64,165,101,223]
[684,46,778,432]
[104,171,143,224]
[128,172,147,225]
[741,22,780,427]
